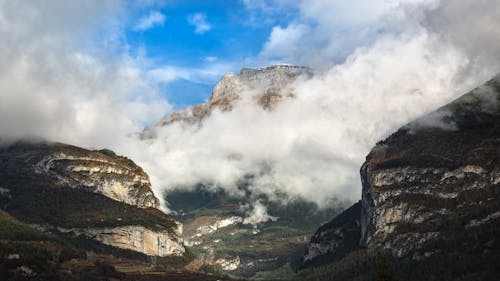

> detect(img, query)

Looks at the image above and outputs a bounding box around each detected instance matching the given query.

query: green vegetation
[0,211,82,281]
[96,148,117,157]
[4,181,177,233]
[0,211,211,281]
[0,141,234,280]
[165,185,344,277]
[0,211,53,241]
[167,186,242,217]
[96,148,139,168]
[250,250,379,281]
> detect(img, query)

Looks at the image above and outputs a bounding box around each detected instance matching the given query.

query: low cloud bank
[0,1,499,210]
[132,0,500,207]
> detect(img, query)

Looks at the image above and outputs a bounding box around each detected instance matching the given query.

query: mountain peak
[149,65,312,131]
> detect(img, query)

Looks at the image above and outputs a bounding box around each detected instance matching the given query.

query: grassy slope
[0,142,240,280]
[0,211,232,281]
[0,210,82,280]
[2,180,177,233]
[0,141,176,233]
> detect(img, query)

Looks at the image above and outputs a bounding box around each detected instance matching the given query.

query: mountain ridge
[142,65,312,138]
[300,74,500,280]
[0,140,185,258]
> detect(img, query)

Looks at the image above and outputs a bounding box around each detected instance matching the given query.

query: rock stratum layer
[0,141,185,257]
[0,142,159,208]
[55,225,184,257]
[305,75,500,270]
[360,74,500,259]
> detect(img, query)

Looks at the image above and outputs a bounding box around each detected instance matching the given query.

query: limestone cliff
[52,225,184,257]
[360,74,500,259]
[304,74,500,271]
[0,141,185,257]
[0,142,159,208]
[156,65,312,127]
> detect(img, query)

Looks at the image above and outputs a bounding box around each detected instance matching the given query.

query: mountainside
[303,202,361,267]
[0,141,184,258]
[301,74,500,280]
[360,74,500,260]
[141,65,345,278]
[0,142,159,208]
[145,65,312,133]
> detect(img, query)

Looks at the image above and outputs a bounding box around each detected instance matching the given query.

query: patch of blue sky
[125,0,296,108]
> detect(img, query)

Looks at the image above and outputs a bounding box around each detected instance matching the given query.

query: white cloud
[260,24,310,63]
[138,33,474,206]
[239,0,300,26]
[241,0,299,14]
[255,0,439,67]
[134,10,166,31]
[204,56,217,62]
[0,0,169,151]
[187,13,211,34]
[147,62,235,84]
[242,200,278,225]
[1,0,499,211]
[136,0,500,208]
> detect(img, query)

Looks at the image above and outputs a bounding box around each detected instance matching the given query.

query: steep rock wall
[55,225,185,257]
[0,141,186,257]
[0,142,159,208]
[304,74,500,265]
[155,65,312,127]
[360,74,500,258]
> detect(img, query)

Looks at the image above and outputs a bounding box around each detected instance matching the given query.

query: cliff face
[53,225,184,257]
[0,141,185,257]
[157,65,312,127]
[303,202,361,266]
[304,75,500,269]
[360,74,500,259]
[0,142,159,208]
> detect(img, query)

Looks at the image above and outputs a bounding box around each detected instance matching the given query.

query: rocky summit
[302,74,500,280]
[156,65,312,127]
[0,142,159,208]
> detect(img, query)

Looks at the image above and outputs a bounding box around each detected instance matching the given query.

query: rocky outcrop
[0,142,159,208]
[55,225,184,257]
[0,141,186,257]
[303,202,360,266]
[183,216,243,247]
[156,65,312,127]
[360,74,500,259]
[305,74,500,266]
[215,256,241,271]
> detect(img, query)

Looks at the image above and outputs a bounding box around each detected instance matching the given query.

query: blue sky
[125,1,295,108]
